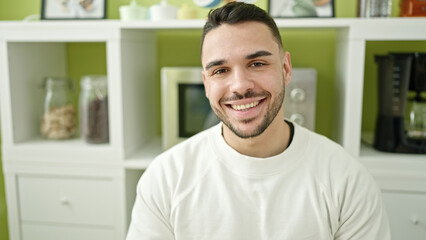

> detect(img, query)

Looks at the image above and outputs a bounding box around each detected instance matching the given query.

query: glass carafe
[405,93,426,139]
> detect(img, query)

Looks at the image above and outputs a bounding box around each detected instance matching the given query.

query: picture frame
[268,0,334,18]
[41,0,106,20]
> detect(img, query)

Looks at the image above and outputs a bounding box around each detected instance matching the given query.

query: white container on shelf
[177,4,198,19]
[149,0,178,21]
[119,0,147,20]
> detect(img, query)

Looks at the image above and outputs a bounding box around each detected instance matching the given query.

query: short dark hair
[201,2,283,55]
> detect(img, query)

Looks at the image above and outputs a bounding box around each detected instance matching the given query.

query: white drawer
[18,175,116,226]
[382,191,426,240]
[22,223,115,240]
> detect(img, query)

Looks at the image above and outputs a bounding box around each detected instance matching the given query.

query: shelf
[115,18,426,34]
[124,138,162,170]
[4,138,120,163]
[0,21,119,41]
[14,137,110,147]
[349,18,426,41]
[0,18,424,40]
[359,144,426,192]
[360,143,426,172]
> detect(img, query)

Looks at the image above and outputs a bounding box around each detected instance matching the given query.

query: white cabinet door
[382,191,426,240]
[18,175,116,226]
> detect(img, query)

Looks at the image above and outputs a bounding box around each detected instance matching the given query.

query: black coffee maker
[374,52,426,153]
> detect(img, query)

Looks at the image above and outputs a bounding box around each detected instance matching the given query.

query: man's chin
[225,120,269,139]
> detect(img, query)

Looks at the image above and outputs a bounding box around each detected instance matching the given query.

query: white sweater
[127,123,390,240]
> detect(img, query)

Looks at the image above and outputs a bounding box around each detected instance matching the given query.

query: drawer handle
[410,216,426,228]
[411,217,418,225]
[60,197,70,205]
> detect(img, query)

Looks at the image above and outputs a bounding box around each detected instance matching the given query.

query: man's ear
[202,70,209,98]
[283,51,292,86]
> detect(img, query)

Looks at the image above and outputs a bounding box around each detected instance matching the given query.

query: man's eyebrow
[204,50,272,71]
[246,50,273,59]
[205,59,226,71]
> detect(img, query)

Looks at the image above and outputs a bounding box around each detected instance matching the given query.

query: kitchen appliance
[374,53,426,153]
[284,68,317,131]
[161,67,317,149]
[161,67,218,149]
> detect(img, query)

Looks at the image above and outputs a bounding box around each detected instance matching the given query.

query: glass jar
[41,77,77,140]
[79,75,109,144]
[405,94,426,139]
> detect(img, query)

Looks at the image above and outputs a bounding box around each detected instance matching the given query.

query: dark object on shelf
[86,96,109,143]
[374,53,426,154]
[400,0,426,17]
[80,75,109,144]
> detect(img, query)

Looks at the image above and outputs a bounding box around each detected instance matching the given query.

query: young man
[127,2,390,239]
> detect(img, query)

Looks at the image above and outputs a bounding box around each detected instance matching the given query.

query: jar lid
[80,75,108,89]
[43,77,74,90]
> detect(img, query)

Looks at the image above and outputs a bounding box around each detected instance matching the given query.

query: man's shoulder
[146,126,217,180]
[294,124,351,160]
[295,125,369,180]
[159,126,215,160]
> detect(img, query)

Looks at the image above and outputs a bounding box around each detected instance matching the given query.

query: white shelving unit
[1,18,425,240]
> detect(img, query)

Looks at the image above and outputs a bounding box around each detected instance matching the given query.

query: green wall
[0,0,423,239]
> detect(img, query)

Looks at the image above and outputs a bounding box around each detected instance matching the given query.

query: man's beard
[211,86,285,139]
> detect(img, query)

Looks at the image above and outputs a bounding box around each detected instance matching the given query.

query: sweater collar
[208,121,309,177]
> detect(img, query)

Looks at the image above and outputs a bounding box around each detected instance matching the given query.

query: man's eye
[213,68,227,75]
[251,62,265,67]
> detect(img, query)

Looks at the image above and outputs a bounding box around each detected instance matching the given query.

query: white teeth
[231,101,259,111]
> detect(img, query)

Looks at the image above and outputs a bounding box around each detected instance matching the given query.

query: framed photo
[41,0,106,20]
[269,0,334,18]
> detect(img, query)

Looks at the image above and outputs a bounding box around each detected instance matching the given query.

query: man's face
[202,21,292,139]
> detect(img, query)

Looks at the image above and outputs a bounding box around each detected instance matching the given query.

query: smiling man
[126,2,390,240]
[201,19,291,158]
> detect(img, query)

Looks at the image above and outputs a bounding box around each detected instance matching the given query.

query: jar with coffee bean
[79,75,109,144]
[41,77,77,140]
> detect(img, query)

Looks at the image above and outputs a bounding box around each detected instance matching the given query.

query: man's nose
[229,67,254,94]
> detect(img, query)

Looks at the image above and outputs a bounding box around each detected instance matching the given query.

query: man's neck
[222,118,290,158]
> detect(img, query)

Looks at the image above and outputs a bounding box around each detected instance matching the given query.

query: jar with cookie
[41,77,77,140]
